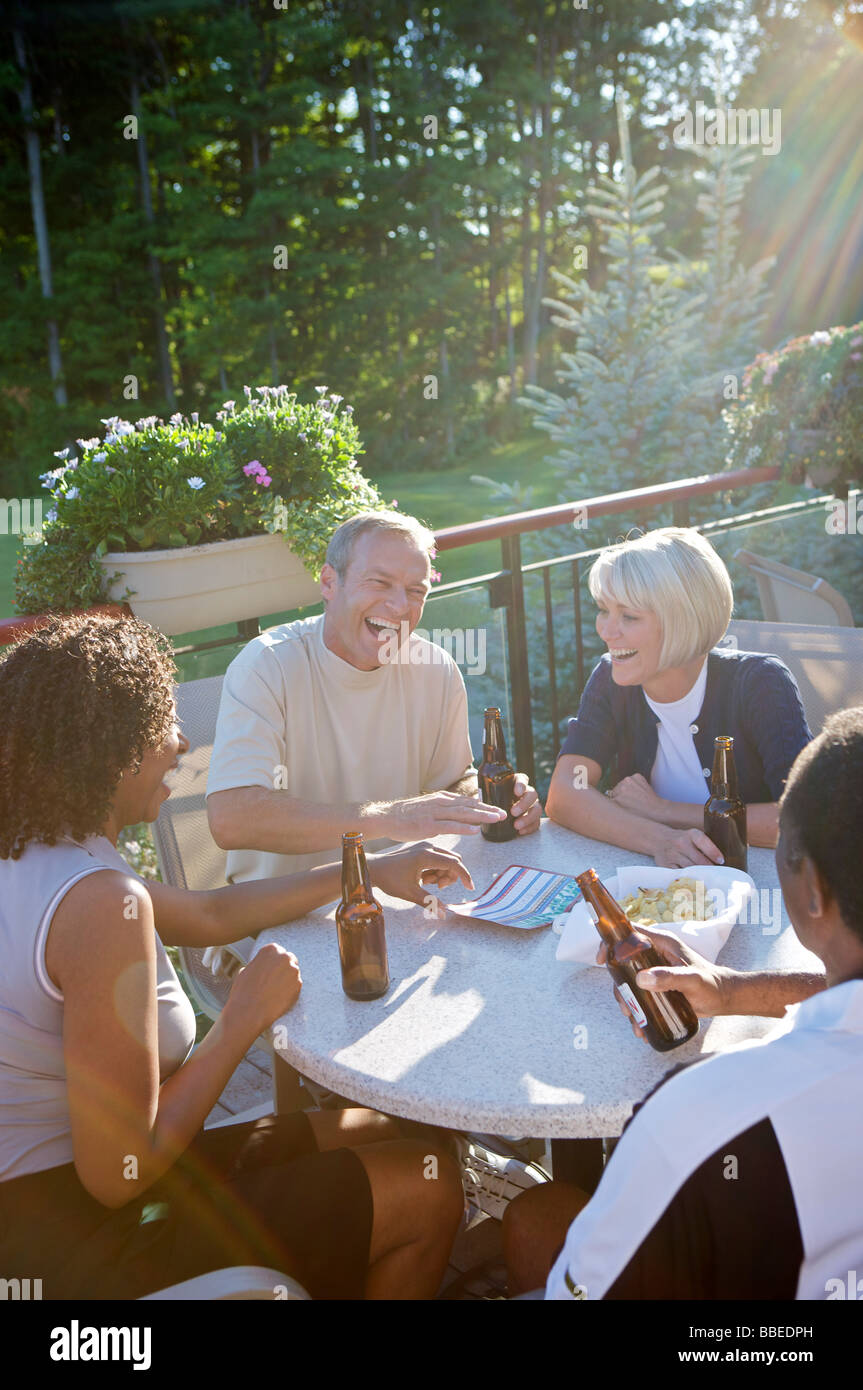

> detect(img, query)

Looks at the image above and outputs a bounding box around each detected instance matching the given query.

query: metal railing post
[501,533,535,785]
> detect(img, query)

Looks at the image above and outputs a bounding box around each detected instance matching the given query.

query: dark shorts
[0,1112,373,1301]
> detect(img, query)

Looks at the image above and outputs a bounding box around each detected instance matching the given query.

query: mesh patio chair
[733,549,855,627]
[725,620,863,734]
[152,674,306,1115]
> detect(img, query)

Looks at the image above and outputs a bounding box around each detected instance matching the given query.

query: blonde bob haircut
[588,528,733,671]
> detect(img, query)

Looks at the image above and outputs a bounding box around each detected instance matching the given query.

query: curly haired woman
[0,613,469,1300]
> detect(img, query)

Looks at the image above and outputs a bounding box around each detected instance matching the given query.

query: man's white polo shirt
[546,978,863,1300]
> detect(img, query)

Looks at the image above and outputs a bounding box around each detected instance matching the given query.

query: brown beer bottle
[704,735,748,872]
[575,868,699,1052]
[336,832,390,1001]
[478,706,518,842]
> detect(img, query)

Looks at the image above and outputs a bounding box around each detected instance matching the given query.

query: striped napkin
[448,864,582,930]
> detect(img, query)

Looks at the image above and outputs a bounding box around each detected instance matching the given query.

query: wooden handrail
[434,466,781,550]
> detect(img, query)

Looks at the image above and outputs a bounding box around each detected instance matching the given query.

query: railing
[2,464,844,790]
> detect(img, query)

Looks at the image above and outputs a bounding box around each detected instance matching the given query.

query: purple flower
[93,452,108,463]
[851,352,862,363]
[259,473,272,487]
[297,432,307,443]
[65,486,80,501]
[243,460,263,476]
[54,447,71,459]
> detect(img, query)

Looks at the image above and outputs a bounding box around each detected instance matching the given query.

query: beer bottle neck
[341,839,373,902]
[576,871,632,944]
[482,713,508,764]
[711,743,740,800]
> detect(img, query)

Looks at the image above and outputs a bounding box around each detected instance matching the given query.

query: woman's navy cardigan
[558,647,812,803]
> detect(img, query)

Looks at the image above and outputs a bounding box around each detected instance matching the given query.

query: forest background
[3,0,863,501]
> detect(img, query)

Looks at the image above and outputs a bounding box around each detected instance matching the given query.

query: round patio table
[259,821,821,1138]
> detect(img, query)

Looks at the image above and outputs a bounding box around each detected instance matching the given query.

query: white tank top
[0,836,196,1181]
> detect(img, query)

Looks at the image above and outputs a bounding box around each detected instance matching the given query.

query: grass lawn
[365,434,563,586]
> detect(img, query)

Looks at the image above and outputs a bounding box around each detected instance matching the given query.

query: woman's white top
[0,836,195,1181]
[644,659,711,806]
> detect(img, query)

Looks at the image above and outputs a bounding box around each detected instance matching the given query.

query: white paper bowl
[554,864,757,968]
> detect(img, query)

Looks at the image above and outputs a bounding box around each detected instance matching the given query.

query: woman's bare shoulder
[45,868,155,994]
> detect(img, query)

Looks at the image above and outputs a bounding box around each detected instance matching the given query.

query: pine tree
[519,96,774,497]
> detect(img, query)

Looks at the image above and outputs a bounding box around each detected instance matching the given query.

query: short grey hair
[588,527,734,670]
[325,510,436,580]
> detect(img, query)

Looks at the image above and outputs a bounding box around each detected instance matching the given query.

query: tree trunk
[13,29,67,407]
[504,266,516,399]
[130,73,176,408]
[488,200,500,359]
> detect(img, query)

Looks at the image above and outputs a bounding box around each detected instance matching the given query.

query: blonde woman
[546,529,812,868]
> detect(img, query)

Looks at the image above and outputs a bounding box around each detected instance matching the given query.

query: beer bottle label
[617,982,648,1028]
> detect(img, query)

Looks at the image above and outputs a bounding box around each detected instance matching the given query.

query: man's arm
[445,769,478,796]
[207,784,506,854]
[646,963,826,1019]
[597,926,826,1031]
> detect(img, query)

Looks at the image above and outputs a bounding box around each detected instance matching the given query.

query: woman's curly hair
[0,612,176,859]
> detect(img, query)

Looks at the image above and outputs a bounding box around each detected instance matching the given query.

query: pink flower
[851,353,862,363]
[849,336,863,348]
[259,473,272,487]
[243,460,262,476]
[390,498,399,508]
[430,567,442,583]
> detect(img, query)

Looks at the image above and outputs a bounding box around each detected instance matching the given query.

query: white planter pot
[98,532,321,636]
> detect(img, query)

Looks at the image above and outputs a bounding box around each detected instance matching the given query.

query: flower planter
[98,532,321,636]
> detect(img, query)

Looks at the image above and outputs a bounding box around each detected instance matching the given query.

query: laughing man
[207,510,542,886]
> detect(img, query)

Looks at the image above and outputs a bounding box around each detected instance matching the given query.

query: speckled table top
[258,821,820,1137]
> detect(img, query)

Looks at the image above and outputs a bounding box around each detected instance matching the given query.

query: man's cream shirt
[206,613,476,883]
